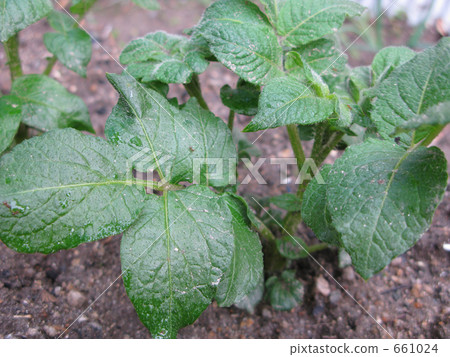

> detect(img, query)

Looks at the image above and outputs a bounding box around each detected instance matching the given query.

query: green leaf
[216,194,263,307]
[285,51,330,97]
[105,73,236,187]
[120,31,208,84]
[327,139,448,279]
[10,75,94,133]
[47,11,76,33]
[398,102,450,131]
[396,102,450,145]
[270,193,301,212]
[70,0,97,15]
[220,79,260,116]
[234,276,264,313]
[266,270,304,311]
[286,39,347,77]
[131,0,160,10]
[0,95,21,154]
[44,28,92,77]
[302,164,341,246]
[121,185,234,339]
[0,129,146,254]
[371,46,416,81]
[275,0,365,47]
[276,235,308,260]
[195,0,283,85]
[370,38,450,145]
[243,76,335,132]
[348,66,372,102]
[232,128,261,160]
[0,0,52,42]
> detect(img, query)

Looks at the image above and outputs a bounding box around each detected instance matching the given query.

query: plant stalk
[286,124,306,171]
[228,110,235,131]
[184,74,209,111]
[4,34,23,82]
[375,0,384,50]
[43,56,57,76]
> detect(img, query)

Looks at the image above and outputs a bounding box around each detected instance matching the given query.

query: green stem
[306,243,329,254]
[313,131,345,167]
[407,0,435,48]
[184,75,209,111]
[375,0,384,50]
[311,122,327,161]
[43,56,57,76]
[286,124,306,171]
[4,34,23,82]
[227,110,235,131]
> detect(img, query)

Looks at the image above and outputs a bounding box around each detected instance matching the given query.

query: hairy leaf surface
[0,0,52,42]
[216,194,263,307]
[327,139,447,279]
[44,27,92,77]
[0,95,21,154]
[121,185,234,338]
[121,31,208,84]
[195,0,283,85]
[274,0,364,47]
[371,46,416,80]
[370,38,450,145]
[10,75,94,133]
[243,77,335,132]
[0,129,145,253]
[302,165,341,246]
[266,270,304,311]
[105,73,236,186]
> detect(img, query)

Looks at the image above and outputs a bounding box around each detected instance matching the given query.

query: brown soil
[0,0,448,339]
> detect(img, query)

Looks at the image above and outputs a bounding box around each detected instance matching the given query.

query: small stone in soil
[67,290,86,307]
[316,276,331,297]
[43,326,58,338]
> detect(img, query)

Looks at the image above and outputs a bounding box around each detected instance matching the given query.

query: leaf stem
[4,34,23,82]
[228,110,235,131]
[184,74,209,110]
[306,242,329,254]
[286,124,306,171]
[43,56,57,76]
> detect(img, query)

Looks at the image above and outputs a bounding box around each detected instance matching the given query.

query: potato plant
[1,0,449,339]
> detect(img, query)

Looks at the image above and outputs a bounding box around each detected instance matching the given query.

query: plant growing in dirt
[1,0,449,339]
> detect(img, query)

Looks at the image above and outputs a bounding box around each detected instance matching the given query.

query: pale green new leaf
[327,139,447,279]
[0,0,52,42]
[44,28,92,77]
[121,185,234,339]
[266,270,304,311]
[216,194,263,307]
[371,46,416,81]
[243,76,335,132]
[398,102,450,131]
[120,31,208,84]
[275,0,365,47]
[47,11,76,33]
[302,165,341,246]
[131,0,160,10]
[0,95,21,155]
[195,0,283,85]
[10,75,94,133]
[105,73,236,186]
[397,102,450,145]
[370,38,450,145]
[286,39,347,77]
[70,0,97,15]
[0,129,146,254]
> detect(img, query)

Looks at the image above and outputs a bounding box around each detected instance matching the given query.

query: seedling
[1,0,449,339]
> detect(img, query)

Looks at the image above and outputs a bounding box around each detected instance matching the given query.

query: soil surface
[0,0,449,339]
